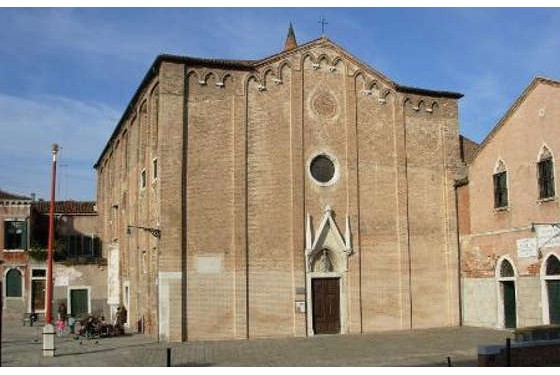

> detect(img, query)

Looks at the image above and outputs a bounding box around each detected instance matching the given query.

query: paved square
[1,316,511,366]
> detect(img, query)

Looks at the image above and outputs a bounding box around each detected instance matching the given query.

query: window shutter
[6,269,22,297]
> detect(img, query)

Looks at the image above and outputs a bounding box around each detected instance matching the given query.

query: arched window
[538,147,555,199]
[500,259,515,278]
[6,268,22,297]
[542,254,560,324]
[493,160,508,208]
[546,255,560,276]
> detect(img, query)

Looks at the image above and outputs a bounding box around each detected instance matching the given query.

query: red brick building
[96,27,463,341]
[458,77,560,329]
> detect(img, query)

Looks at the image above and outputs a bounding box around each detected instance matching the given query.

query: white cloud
[0,93,118,200]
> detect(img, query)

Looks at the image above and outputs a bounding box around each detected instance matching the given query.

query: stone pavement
[1,316,511,367]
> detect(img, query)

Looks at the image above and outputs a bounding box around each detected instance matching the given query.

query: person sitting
[29,311,38,327]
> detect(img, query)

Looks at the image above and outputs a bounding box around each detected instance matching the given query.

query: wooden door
[502,281,516,329]
[312,278,340,334]
[31,279,45,311]
[547,280,560,324]
[70,289,89,318]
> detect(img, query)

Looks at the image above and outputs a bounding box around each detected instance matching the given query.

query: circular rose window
[310,154,336,184]
[311,91,337,119]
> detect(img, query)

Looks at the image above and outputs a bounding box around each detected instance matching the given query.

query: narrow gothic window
[538,153,555,199]
[493,160,508,208]
[141,169,147,189]
[6,268,22,297]
[493,171,508,208]
[152,159,158,180]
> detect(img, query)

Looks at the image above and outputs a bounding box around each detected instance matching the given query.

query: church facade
[95,28,463,341]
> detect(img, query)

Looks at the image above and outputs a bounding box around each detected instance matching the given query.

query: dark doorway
[312,278,340,334]
[502,281,516,328]
[70,289,89,318]
[31,279,45,312]
[547,280,560,324]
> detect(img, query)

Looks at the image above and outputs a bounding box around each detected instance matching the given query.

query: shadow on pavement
[174,362,213,367]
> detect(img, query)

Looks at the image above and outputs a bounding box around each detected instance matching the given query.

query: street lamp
[127,225,161,238]
[43,144,59,357]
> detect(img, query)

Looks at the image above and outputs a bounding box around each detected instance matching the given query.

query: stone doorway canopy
[305,205,352,336]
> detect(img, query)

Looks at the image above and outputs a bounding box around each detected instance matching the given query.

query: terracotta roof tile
[0,189,31,201]
[32,201,96,214]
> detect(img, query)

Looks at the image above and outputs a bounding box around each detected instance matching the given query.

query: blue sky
[1,7,559,200]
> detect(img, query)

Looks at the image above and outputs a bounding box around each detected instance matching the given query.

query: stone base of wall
[479,339,560,366]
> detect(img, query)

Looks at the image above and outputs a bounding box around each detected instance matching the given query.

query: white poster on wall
[107,244,120,305]
[536,225,560,249]
[517,238,538,258]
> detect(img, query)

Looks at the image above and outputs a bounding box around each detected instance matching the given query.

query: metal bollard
[167,347,171,367]
[506,338,511,367]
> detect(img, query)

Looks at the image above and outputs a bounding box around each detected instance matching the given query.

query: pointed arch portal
[305,206,352,336]
[496,257,517,329]
[542,253,560,324]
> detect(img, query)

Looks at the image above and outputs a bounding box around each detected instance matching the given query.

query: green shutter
[548,281,560,324]
[503,281,517,329]
[6,269,22,297]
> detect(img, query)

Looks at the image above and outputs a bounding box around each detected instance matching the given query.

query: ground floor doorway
[31,279,45,312]
[501,281,516,329]
[70,288,89,318]
[547,280,560,324]
[312,278,340,334]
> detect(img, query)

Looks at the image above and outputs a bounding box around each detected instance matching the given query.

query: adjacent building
[1,189,32,317]
[1,194,106,320]
[95,28,464,341]
[459,77,560,329]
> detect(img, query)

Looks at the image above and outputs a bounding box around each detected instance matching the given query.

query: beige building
[459,77,560,329]
[95,28,463,342]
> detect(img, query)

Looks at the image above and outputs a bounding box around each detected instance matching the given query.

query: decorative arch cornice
[495,255,518,279]
[541,252,560,277]
[537,143,555,162]
[494,158,508,174]
[305,205,352,273]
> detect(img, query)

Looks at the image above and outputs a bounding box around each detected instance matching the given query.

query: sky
[1,7,560,201]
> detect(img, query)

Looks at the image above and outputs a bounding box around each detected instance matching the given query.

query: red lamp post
[43,143,58,357]
[45,143,58,324]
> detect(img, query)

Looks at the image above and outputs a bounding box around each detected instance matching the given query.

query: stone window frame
[3,218,29,251]
[493,159,509,210]
[540,252,560,324]
[4,267,23,299]
[537,145,556,201]
[140,168,147,190]
[29,266,46,312]
[152,158,158,183]
[67,285,92,316]
[306,151,340,187]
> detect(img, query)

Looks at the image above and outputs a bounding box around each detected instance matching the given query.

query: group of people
[55,303,76,336]
[29,302,128,337]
